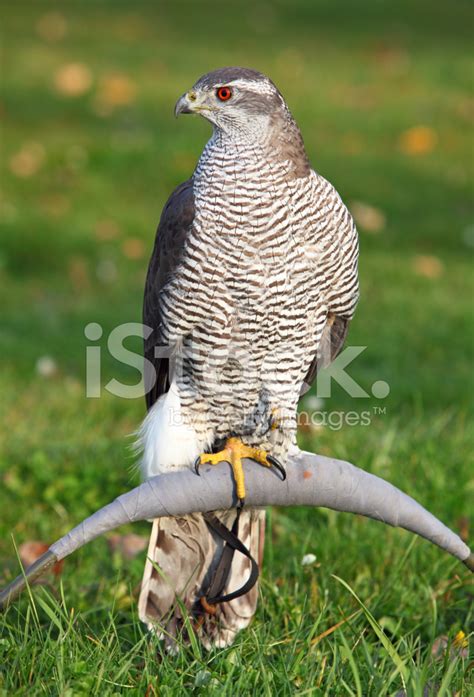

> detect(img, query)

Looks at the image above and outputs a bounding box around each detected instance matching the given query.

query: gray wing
[303,313,350,389]
[302,173,359,390]
[143,178,194,410]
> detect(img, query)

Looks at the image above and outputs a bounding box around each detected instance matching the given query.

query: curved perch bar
[1,449,472,610]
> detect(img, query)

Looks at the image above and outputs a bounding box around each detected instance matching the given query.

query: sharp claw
[237,497,245,509]
[267,455,286,481]
[194,456,201,476]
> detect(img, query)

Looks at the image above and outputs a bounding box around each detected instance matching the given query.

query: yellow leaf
[9,142,45,178]
[68,256,90,290]
[95,219,120,241]
[399,126,437,155]
[350,201,386,233]
[93,74,137,115]
[413,255,444,279]
[54,63,92,97]
[122,237,145,260]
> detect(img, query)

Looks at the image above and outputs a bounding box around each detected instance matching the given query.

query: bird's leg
[194,437,286,505]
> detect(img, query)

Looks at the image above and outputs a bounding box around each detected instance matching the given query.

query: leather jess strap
[202,510,259,606]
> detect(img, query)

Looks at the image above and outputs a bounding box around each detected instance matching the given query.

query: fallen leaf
[432,631,469,660]
[350,201,386,233]
[122,237,145,260]
[19,541,64,577]
[54,63,92,97]
[36,12,67,42]
[399,126,437,155]
[371,44,411,74]
[68,256,90,290]
[9,142,45,178]
[413,255,444,279]
[456,516,469,542]
[93,73,137,115]
[108,533,148,560]
[95,219,120,241]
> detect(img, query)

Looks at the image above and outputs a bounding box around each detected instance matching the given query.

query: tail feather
[138,509,265,649]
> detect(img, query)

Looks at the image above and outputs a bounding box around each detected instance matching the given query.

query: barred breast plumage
[137,67,359,649]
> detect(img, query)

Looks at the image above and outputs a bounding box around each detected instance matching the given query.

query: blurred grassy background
[1,1,473,693]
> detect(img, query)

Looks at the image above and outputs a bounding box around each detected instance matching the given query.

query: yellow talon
[195,437,285,503]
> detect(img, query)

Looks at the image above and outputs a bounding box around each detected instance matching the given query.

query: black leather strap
[202,510,259,605]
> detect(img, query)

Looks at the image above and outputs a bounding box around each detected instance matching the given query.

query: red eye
[216,86,232,101]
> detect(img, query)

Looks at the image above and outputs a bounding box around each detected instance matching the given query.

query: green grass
[1,0,473,694]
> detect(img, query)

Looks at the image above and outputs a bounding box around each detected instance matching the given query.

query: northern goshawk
[137,67,359,648]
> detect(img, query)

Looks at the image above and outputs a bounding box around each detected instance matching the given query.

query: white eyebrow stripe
[215,78,275,95]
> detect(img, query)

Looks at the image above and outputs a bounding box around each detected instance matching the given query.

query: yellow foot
[194,437,286,503]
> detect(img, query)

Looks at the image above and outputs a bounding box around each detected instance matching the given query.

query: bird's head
[174,67,289,142]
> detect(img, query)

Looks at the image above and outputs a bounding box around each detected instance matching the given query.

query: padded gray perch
[1,449,472,610]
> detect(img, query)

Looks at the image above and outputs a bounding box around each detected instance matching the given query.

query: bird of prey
[137,67,359,649]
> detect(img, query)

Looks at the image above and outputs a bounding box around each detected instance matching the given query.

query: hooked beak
[174,91,197,117]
